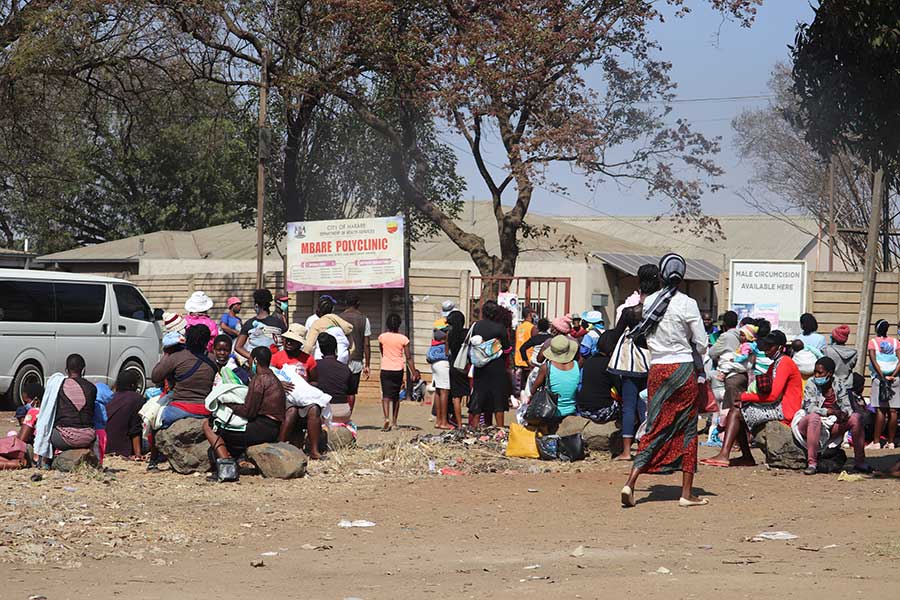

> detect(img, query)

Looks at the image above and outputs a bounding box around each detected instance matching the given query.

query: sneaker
[887,443,896,450]
[865,442,881,450]
[803,466,817,476]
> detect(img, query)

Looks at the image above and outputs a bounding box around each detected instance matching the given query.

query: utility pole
[883,171,891,272]
[855,167,885,375]
[255,51,269,289]
[828,156,835,271]
[403,206,414,397]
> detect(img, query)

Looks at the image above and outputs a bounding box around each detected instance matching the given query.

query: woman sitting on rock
[702,330,802,468]
[204,346,285,482]
[794,356,871,475]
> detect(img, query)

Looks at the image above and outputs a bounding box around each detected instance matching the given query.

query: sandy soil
[1,401,899,600]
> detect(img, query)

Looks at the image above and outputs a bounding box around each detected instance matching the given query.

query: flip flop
[699,458,730,468]
[620,485,635,508]
[382,421,392,432]
[679,497,709,507]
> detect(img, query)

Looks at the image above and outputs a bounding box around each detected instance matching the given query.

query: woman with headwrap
[621,254,709,508]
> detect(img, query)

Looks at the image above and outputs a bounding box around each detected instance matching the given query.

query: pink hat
[227,296,242,308]
[551,315,572,334]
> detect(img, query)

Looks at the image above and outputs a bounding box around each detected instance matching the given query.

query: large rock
[52,449,99,472]
[155,418,211,474]
[555,416,623,455]
[327,426,356,451]
[755,421,806,470]
[247,443,308,479]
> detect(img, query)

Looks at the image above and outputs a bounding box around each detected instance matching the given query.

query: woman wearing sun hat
[621,253,709,508]
[530,335,581,419]
[184,291,219,352]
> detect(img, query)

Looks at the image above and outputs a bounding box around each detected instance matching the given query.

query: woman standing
[445,310,469,427]
[469,300,512,428]
[609,263,660,460]
[184,291,219,352]
[621,254,708,508]
[378,313,420,431]
[867,319,900,450]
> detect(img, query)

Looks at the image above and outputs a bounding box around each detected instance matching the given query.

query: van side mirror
[153,308,165,321]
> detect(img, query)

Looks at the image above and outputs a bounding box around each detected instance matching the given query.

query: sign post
[728,260,807,337]
[285,216,406,292]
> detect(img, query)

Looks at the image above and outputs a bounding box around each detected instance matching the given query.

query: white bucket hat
[184,291,214,314]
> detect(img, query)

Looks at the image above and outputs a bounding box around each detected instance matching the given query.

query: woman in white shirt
[621,253,709,508]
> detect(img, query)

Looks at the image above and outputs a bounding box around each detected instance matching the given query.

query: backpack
[470,338,503,368]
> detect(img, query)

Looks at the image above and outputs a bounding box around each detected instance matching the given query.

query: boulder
[327,426,356,451]
[52,449,99,472]
[155,418,211,474]
[247,443,308,479]
[556,416,590,438]
[755,421,806,470]
[583,421,623,455]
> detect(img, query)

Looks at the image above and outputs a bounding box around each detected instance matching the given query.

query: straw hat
[542,334,579,363]
[184,291,214,314]
[282,323,309,344]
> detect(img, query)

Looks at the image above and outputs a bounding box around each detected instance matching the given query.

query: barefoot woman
[621,254,709,508]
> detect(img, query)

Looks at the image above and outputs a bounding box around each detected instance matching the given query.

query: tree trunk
[855,166,885,375]
[283,94,320,223]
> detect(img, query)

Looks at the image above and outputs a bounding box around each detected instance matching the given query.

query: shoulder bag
[524,366,559,425]
[608,327,650,378]
[452,328,473,371]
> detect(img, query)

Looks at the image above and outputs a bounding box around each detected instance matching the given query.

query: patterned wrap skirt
[633,362,699,475]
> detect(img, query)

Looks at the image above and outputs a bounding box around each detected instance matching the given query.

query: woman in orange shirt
[378,313,420,431]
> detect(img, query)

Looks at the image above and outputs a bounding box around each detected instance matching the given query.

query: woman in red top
[702,330,802,468]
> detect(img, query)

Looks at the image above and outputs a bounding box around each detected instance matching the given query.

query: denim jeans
[159,405,206,429]
[621,376,647,438]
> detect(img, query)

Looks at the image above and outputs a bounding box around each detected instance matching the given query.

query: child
[378,313,420,431]
[791,339,821,381]
[716,324,757,380]
[105,370,146,459]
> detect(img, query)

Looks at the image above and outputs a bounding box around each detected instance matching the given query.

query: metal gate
[469,276,571,321]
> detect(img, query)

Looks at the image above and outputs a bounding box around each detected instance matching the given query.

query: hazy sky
[444,1,817,218]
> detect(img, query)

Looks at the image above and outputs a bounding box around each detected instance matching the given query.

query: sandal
[382,421,392,432]
[678,497,709,507]
[699,458,730,468]
[620,485,635,508]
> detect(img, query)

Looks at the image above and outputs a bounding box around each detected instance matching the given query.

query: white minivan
[0,269,162,405]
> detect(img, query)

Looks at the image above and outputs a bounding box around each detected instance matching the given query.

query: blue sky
[446,1,817,217]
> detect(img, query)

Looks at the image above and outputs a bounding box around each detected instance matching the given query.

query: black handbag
[524,386,559,425]
[558,433,585,462]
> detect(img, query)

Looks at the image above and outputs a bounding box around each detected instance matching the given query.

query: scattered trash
[527,488,540,493]
[698,545,713,550]
[428,460,436,473]
[30,473,42,482]
[523,564,541,570]
[301,544,318,550]
[260,551,279,557]
[240,523,253,528]
[822,544,839,550]
[338,520,376,528]
[63,487,76,493]
[354,469,383,477]
[837,471,864,482]
[250,559,265,568]
[722,559,758,565]
[439,468,465,476]
[570,545,585,558]
[28,595,47,600]
[752,531,798,542]
[656,567,671,575]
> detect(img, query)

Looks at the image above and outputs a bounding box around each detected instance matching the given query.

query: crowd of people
[3,257,900,493]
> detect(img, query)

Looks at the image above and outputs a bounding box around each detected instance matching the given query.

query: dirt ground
[1,400,899,600]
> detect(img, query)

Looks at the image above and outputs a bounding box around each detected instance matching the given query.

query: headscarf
[739,324,758,341]
[628,253,686,340]
[551,315,572,335]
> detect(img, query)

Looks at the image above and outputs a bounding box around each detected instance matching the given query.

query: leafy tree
[331,0,761,282]
[733,64,898,269]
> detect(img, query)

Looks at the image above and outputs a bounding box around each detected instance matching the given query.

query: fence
[469,276,571,321]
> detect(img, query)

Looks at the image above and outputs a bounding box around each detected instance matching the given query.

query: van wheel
[119,360,147,394]
[12,363,43,407]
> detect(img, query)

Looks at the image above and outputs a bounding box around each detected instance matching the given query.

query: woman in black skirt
[446,309,469,427]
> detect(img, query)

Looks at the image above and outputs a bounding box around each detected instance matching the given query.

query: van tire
[12,363,44,407]
[119,360,147,394]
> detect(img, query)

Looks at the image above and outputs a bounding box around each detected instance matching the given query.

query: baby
[791,339,822,378]
[716,324,758,381]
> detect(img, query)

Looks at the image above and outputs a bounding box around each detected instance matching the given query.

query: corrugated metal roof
[594,252,721,282]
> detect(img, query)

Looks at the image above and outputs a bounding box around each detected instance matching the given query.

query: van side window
[54,283,106,323]
[114,285,152,321]
[0,280,54,322]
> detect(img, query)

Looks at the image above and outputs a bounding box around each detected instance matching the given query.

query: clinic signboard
[286,216,405,291]
[728,260,807,336]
